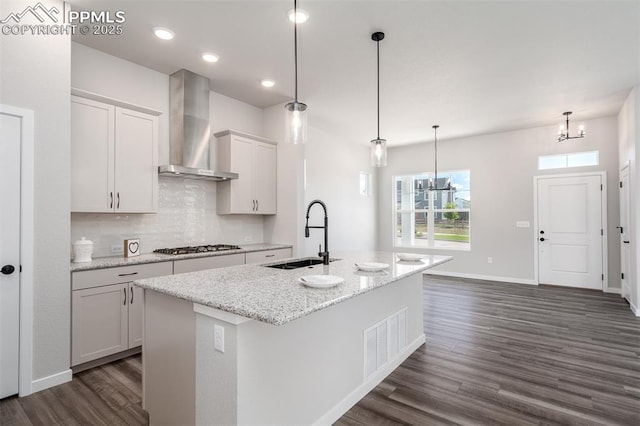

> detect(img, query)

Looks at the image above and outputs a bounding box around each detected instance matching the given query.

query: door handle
[117,192,120,209]
[130,288,134,304]
[1,265,15,275]
[256,200,259,211]
[539,237,546,242]
[110,192,113,209]
[616,226,624,233]
[123,288,127,305]
[623,241,630,244]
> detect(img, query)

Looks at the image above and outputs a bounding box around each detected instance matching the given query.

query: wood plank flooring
[338,276,640,426]
[2,276,639,425]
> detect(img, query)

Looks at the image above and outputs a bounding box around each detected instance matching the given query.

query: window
[359,172,371,197]
[394,171,470,250]
[538,151,599,170]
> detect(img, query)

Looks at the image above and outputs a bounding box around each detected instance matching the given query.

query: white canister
[73,237,94,263]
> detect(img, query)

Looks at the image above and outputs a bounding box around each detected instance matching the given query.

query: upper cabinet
[215,130,277,215]
[71,93,159,213]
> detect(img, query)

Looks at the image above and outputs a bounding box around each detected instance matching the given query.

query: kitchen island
[134,251,451,425]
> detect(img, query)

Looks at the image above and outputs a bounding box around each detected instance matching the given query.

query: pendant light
[284,0,307,144]
[557,111,585,142]
[428,125,451,191]
[370,31,387,167]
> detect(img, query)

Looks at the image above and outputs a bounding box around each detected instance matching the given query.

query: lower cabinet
[245,248,292,264]
[71,262,172,367]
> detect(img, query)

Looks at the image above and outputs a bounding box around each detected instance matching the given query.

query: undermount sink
[265,257,339,270]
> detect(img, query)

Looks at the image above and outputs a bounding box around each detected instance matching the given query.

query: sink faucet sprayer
[304,200,329,265]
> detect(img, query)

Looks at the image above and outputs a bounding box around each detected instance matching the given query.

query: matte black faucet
[305,200,330,265]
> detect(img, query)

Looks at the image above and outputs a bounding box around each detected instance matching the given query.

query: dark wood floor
[2,277,639,425]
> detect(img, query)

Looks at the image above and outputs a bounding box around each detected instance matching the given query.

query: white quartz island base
[143,272,426,425]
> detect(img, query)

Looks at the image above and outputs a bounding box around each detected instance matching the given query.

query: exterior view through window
[394,171,470,250]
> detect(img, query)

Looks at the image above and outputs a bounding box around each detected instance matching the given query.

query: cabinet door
[71,284,128,366]
[245,248,292,264]
[254,142,277,214]
[228,136,255,214]
[71,96,115,212]
[128,284,144,348]
[115,107,158,213]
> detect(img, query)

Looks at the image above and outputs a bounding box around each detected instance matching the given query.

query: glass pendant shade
[370,138,387,167]
[285,101,308,144]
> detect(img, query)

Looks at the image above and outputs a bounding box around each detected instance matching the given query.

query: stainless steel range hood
[158,69,238,181]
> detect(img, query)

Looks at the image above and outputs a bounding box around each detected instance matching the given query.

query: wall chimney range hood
[158,69,238,181]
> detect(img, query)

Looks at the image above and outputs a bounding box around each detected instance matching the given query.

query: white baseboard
[424,270,537,286]
[630,300,640,317]
[604,287,621,295]
[313,334,426,426]
[30,369,72,394]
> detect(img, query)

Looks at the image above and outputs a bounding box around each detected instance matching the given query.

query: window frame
[393,171,471,251]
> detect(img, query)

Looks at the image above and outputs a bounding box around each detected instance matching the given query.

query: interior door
[537,175,603,289]
[620,167,631,301]
[0,112,21,398]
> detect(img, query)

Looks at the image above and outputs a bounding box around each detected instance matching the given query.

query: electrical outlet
[111,244,124,255]
[487,257,493,264]
[214,325,225,353]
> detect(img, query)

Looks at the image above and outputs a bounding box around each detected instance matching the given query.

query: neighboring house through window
[394,170,470,250]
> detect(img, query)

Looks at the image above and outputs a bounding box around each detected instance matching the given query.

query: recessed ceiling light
[153,27,174,40]
[202,53,219,63]
[261,79,275,88]
[288,9,309,24]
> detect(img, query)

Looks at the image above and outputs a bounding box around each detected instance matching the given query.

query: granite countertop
[134,251,452,326]
[70,243,293,272]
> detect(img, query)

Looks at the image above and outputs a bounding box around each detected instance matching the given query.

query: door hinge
[622,273,625,279]
[19,265,22,273]
[601,229,603,236]
[600,184,603,191]
[620,181,623,188]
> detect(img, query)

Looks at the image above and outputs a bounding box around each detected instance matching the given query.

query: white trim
[0,105,35,397]
[533,172,608,291]
[71,88,162,116]
[630,300,640,317]
[605,287,621,295]
[30,369,72,394]
[424,270,537,285]
[313,334,425,426]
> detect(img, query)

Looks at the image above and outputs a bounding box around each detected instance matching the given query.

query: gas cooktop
[153,244,241,256]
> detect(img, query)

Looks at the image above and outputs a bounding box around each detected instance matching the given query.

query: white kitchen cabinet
[245,248,292,264]
[215,130,277,215]
[71,94,159,213]
[174,253,245,274]
[71,261,172,367]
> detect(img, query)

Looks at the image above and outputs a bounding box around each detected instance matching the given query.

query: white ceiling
[70,0,640,145]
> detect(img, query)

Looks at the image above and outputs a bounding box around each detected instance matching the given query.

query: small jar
[73,237,94,263]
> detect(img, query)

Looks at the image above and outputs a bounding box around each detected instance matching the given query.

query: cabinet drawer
[72,262,173,290]
[245,248,292,264]
[174,253,245,274]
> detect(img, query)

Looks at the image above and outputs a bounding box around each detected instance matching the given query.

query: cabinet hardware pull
[130,288,134,304]
[118,272,138,277]
[110,192,113,209]
[265,254,275,258]
[256,200,259,211]
[252,200,256,211]
[123,288,127,305]
[623,240,630,244]
[117,192,120,209]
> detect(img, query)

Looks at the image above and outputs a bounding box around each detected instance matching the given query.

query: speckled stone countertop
[134,251,452,325]
[70,243,293,272]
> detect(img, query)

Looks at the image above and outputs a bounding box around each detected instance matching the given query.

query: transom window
[394,171,470,250]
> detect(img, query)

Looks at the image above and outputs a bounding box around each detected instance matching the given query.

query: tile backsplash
[71,177,264,258]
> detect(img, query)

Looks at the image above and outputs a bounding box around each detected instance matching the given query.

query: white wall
[0,0,71,381]
[618,87,640,313]
[262,103,378,257]
[378,117,621,287]
[70,43,266,256]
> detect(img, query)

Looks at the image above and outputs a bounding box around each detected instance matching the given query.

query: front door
[537,174,603,289]
[620,166,631,301]
[0,111,22,398]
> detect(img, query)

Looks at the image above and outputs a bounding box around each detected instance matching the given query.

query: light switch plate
[516,221,530,228]
[214,325,224,353]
